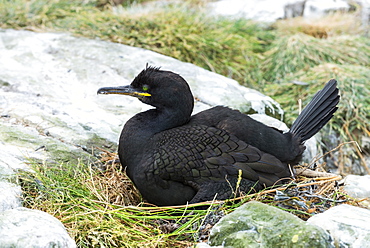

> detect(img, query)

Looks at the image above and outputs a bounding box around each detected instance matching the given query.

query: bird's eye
[142,85,149,91]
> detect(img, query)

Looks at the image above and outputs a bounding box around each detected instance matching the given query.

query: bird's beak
[97,85,151,98]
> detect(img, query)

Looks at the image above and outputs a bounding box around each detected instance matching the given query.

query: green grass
[265,63,370,133]
[262,34,370,133]
[19,159,250,247]
[18,157,357,247]
[261,34,370,82]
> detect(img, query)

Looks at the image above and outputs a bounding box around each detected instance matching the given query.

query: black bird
[97,66,339,206]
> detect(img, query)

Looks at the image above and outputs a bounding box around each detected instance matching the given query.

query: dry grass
[264,62,370,174]
[90,148,142,206]
[18,144,367,247]
[275,12,365,38]
[261,34,370,82]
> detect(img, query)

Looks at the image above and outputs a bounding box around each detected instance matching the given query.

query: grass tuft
[18,149,365,247]
[264,63,370,135]
[19,160,208,247]
[261,34,370,82]
[274,12,365,38]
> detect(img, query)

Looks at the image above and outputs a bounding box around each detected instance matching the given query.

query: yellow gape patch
[136,92,151,97]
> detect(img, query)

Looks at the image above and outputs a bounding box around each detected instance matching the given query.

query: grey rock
[194,243,221,248]
[304,0,349,18]
[0,120,92,168]
[284,1,306,19]
[249,114,288,131]
[321,128,369,175]
[355,0,370,32]
[307,204,370,248]
[343,175,370,198]
[0,181,22,211]
[208,201,334,248]
[209,0,350,22]
[0,207,76,248]
[209,0,290,22]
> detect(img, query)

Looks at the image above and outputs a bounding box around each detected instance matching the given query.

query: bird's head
[97,66,194,114]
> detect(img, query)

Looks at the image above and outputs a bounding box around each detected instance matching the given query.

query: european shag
[97,66,339,206]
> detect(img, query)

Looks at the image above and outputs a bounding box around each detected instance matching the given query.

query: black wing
[147,125,290,193]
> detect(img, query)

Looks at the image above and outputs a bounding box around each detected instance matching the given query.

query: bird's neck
[134,107,191,134]
[119,107,191,170]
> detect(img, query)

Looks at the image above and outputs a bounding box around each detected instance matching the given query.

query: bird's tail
[289,79,340,142]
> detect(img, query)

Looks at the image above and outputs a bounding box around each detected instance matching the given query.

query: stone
[208,201,334,248]
[0,207,76,248]
[307,204,370,247]
[0,181,22,211]
[343,175,370,198]
[194,243,221,248]
[209,0,290,22]
[284,1,306,19]
[355,0,370,32]
[304,0,349,18]
[249,114,288,131]
[209,0,350,22]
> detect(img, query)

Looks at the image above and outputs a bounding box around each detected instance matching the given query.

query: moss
[0,123,41,146]
[0,122,96,165]
[210,201,333,248]
[76,133,118,156]
[0,79,11,87]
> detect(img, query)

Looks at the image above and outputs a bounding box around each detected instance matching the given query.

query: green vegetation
[2,0,369,247]
[20,157,353,247]
[262,35,370,134]
[265,63,370,135]
[261,34,370,82]
[19,159,251,247]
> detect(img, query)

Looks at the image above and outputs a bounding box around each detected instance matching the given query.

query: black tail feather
[289,79,340,142]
